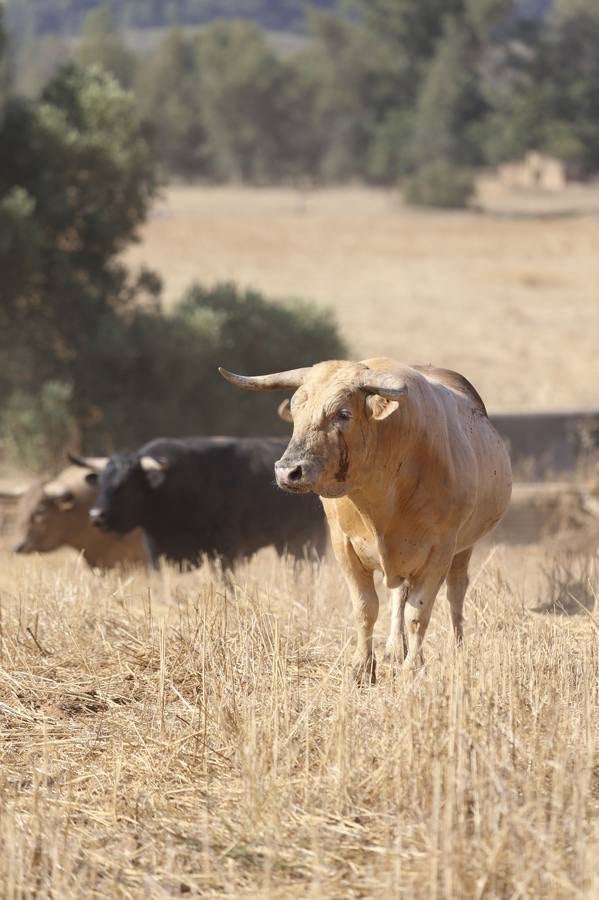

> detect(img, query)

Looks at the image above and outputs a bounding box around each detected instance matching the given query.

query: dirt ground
[123,183,599,411]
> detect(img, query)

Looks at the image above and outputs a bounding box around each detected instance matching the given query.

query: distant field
[124,184,599,411]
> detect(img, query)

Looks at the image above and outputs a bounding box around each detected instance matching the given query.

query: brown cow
[13,462,145,569]
[220,358,512,681]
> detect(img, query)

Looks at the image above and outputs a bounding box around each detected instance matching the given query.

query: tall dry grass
[0,546,597,898]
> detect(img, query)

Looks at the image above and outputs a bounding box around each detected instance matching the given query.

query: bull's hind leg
[403,548,454,669]
[446,547,473,644]
[384,583,409,665]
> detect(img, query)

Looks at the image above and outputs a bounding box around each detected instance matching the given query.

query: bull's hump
[411,364,488,417]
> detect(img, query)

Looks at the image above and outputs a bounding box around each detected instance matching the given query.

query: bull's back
[417,372,512,550]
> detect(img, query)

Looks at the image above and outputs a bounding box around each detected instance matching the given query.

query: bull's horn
[361,374,408,401]
[218,366,310,391]
[139,456,167,472]
[0,486,28,500]
[43,480,70,500]
[67,452,107,472]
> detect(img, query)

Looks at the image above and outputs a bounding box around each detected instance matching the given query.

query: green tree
[0,63,160,409]
[193,20,295,182]
[76,282,348,449]
[294,12,395,181]
[134,28,209,177]
[409,17,486,168]
[479,4,599,171]
[76,3,137,87]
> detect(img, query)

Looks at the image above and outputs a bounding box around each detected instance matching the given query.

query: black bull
[81,437,327,568]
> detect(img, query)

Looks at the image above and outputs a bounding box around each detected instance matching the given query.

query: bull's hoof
[383,641,406,670]
[352,655,376,685]
[402,655,424,672]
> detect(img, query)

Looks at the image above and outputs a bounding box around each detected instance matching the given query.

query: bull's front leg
[403,548,454,669]
[334,537,379,684]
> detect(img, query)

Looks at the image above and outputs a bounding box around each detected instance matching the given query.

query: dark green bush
[402,161,475,209]
[77,282,348,452]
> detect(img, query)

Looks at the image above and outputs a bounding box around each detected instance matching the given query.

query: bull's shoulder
[411,364,488,417]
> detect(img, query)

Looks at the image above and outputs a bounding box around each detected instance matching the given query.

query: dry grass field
[2,185,598,897]
[0,540,597,898]
[124,185,599,411]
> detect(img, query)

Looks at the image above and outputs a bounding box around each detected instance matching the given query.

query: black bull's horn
[67,452,107,473]
[218,366,407,401]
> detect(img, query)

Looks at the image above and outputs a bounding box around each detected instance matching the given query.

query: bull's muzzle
[89,507,108,530]
[274,458,315,493]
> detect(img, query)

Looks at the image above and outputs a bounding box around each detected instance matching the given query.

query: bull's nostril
[288,466,302,482]
[90,508,105,526]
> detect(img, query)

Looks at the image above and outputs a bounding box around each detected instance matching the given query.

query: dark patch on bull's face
[334,429,350,482]
[93,454,148,534]
[275,386,366,499]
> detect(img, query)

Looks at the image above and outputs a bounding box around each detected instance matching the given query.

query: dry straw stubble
[0,546,597,898]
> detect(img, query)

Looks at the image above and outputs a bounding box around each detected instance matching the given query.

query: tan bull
[220,359,512,681]
[13,462,146,569]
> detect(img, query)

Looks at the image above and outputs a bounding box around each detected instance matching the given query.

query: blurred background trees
[5,1,599,184]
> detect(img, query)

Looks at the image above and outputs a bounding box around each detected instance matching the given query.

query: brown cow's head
[14,475,83,554]
[219,361,407,498]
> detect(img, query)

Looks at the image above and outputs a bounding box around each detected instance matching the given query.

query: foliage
[402,161,475,209]
[7,1,599,182]
[0,381,77,473]
[133,27,208,177]
[76,4,137,87]
[408,18,486,169]
[0,62,159,399]
[0,27,346,457]
[190,20,295,182]
[79,282,347,450]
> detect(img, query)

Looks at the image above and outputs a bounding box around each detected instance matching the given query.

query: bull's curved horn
[139,455,167,472]
[0,486,28,500]
[67,452,107,473]
[360,374,408,401]
[218,367,310,392]
[43,480,71,501]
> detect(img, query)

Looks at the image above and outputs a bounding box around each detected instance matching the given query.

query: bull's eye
[33,512,45,524]
[334,409,352,422]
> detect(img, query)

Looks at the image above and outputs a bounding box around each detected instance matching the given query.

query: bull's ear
[366,394,400,421]
[277,398,293,423]
[140,455,167,489]
[85,472,98,487]
[44,483,75,510]
[56,490,75,511]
